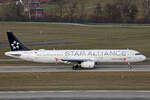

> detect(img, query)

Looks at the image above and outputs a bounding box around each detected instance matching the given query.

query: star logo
[11,41,20,49]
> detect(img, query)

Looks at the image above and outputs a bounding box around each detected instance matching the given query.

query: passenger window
[10,54,21,56]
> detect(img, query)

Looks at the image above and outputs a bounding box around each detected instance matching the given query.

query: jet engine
[81,61,95,68]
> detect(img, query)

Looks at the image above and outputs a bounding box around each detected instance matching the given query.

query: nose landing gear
[128,62,134,71]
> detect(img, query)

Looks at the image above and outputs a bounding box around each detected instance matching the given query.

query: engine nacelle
[81,61,95,68]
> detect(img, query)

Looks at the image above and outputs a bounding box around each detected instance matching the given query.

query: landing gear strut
[128,62,133,70]
[72,64,81,70]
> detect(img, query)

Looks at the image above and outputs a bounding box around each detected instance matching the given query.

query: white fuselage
[5,49,146,64]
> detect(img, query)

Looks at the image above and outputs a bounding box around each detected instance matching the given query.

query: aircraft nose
[142,55,146,61]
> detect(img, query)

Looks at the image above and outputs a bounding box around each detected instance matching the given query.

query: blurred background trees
[0,0,150,23]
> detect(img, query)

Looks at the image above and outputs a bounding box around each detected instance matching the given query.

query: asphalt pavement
[0,65,149,72]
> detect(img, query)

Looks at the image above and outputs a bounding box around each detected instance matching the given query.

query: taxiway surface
[0,65,149,72]
[0,90,149,100]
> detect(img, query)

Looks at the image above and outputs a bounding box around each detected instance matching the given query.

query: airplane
[5,32,146,70]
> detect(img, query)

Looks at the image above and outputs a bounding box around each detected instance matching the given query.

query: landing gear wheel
[72,65,76,70]
[128,62,133,71]
[72,64,81,70]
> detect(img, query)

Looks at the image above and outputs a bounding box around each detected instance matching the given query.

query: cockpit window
[135,53,142,55]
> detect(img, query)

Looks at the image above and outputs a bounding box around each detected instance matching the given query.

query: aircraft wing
[61,59,92,63]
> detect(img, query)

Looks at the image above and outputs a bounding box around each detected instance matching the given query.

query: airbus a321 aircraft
[5,32,146,70]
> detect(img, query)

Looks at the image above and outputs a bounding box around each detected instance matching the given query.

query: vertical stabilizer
[7,32,29,51]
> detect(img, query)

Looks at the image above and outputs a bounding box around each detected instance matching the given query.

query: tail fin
[7,32,29,51]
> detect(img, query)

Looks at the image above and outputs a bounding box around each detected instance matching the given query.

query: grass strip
[0,72,149,91]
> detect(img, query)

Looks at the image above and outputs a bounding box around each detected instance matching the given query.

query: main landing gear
[72,64,81,70]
